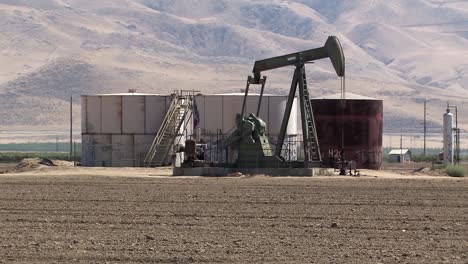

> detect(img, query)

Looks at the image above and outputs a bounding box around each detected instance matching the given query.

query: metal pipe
[448,103,459,164]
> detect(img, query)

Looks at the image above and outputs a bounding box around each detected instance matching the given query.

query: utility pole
[423,100,427,156]
[70,95,73,161]
[454,106,459,165]
[400,133,403,163]
[400,133,403,150]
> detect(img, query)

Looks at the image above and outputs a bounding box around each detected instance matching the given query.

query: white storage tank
[81,92,172,167]
[81,134,112,167]
[82,93,173,135]
[145,95,172,134]
[134,135,156,165]
[443,108,454,164]
[194,93,298,162]
[122,95,145,134]
[101,96,122,134]
[111,135,135,167]
[194,93,297,136]
[82,91,298,166]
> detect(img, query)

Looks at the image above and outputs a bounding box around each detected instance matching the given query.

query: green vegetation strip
[0,143,81,152]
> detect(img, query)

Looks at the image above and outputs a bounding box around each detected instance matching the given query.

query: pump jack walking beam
[248,36,345,166]
[250,36,345,84]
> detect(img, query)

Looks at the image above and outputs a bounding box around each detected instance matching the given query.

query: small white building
[388,149,412,163]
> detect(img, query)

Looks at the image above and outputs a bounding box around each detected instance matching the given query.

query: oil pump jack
[220,36,345,168]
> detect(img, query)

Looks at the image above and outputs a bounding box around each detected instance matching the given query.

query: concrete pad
[173,167,335,177]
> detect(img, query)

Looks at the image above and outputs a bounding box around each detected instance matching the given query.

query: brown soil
[0,163,16,174]
[0,171,466,263]
[0,161,56,175]
[6,158,74,174]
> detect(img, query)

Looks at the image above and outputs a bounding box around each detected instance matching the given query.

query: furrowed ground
[0,172,466,263]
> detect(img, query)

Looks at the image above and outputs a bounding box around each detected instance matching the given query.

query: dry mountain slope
[0,0,467,132]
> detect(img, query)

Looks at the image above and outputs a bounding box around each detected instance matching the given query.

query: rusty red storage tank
[311,93,383,169]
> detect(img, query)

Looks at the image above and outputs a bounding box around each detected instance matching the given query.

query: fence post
[73,141,77,166]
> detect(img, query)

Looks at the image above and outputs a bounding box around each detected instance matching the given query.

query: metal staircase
[144,94,192,167]
[299,66,321,162]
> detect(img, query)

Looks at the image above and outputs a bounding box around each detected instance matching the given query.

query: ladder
[299,66,321,162]
[144,96,191,167]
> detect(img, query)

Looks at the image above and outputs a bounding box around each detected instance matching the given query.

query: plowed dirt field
[0,173,466,263]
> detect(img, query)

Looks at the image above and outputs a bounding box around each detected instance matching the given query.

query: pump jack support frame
[245,36,345,167]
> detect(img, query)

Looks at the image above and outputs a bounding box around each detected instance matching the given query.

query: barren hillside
[0,0,467,132]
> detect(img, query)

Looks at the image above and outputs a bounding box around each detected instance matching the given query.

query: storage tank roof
[312,92,377,100]
[388,149,410,155]
[205,92,286,97]
[82,93,169,96]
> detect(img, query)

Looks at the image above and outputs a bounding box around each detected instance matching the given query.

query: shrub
[446,165,466,177]
[411,154,438,162]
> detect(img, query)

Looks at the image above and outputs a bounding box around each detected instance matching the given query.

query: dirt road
[0,173,466,263]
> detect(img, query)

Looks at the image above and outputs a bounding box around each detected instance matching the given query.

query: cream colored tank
[111,135,135,167]
[81,134,112,167]
[81,93,171,167]
[81,93,172,135]
[194,93,297,136]
[122,95,145,134]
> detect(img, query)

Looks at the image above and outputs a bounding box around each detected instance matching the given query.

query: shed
[388,149,411,163]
